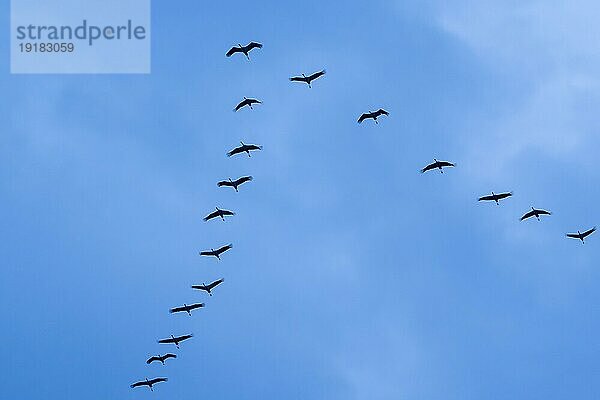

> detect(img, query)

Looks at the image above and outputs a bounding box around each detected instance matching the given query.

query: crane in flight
[130,377,167,391]
[520,207,551,221]
[218,176,253,192]
[227,142,263,157]
[234,97,262,111]
[421,159,455,174]
[169,303,205,316]
[289,70,326,88]
[200,244,232,260]
[192,278,225,296]
[146,354,177,365]
[566,227,596,243]
[158,334,193,349]
[478,191,513,205]
[203,207,235,222]
[358,109,389,124]
[226,42,263,60]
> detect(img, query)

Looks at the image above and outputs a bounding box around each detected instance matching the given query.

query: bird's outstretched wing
[169,306,186,314]
[235,176,253,185]
[247,42,263,51]
[203,210,219,221]
[188,303,205,311]
[226,46,241,57]
[497,192,513,199]
[200,250,215,257]
[234,100,247,111]
[421,163,437,173]
[520,210,535,221]
[146,356,160,364]
[478,195,494,201]
[130,381,147,388]
[177,334,193,341]
[216,244,233,254]
[227,146,243,157]
[208,278,225,289]
[158,337,175,344]
[247,144,263,151]
[357,113,370,123]
[217,180,233,187]
[536,209,551,216]
[582,227,597,238]
[220,209,235,217]
[375,108,389,117]
[566,233,580,239]
[438,161,455,168]
[164,353,177,360]
[148,377,168,385]
[308,69,326,80]
[289,76,305,82]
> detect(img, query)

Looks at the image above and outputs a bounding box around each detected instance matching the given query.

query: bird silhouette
[289,70,326,88]
[226,42,263,60]
[234,97,262,111]
[130,377,167,391]
[478,191,513,205]
[566,227,596,243]
[146,354,177,365]
[520,207,551,221]
[158,334,193,349]
[192,278,225,296]
[218,176,253,192]
[358,109,389,124]
[421,159,455,174]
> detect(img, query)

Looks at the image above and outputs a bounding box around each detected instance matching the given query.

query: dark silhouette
[520,207,551,221]
[421,159,455,174]
[289,70,326,88]
[200,244,232,260]
[358,109,389,124]
[192,278,225,296]
[169,303,205,316]
[130,377,167,391]
[478,191,513,205]
[566,227,596,243]
[146,354,177,365]
[158,334,193,349]
[227,142,263,157]
[234,97,262,111]
[226,42,263,60]
[218,176,253,192]
[203,207,235,222]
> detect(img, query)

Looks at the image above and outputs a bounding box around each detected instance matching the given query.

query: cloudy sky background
[2,1,600,398]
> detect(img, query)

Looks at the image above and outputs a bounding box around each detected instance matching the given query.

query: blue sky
[2,1,600,399]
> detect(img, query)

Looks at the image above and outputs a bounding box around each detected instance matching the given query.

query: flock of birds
[129,39,596,393]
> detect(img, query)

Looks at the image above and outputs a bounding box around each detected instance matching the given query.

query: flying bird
[192,278,225,296]
[566,227,596,244]
[200,244,232,260]
[130,377,168,391]
[226,42,263,60]
[478,191,513,205]
[218,176,253,192]
[146,354,177,365]
[289,69,326,88]
[227,142,263,157]
[203,207,235,222]
[520,207,551,221]
[358,109,389,124]
[421,159,455,174]
[158,334,193,349]
[234,97,262,111]
[169,303,205,316]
